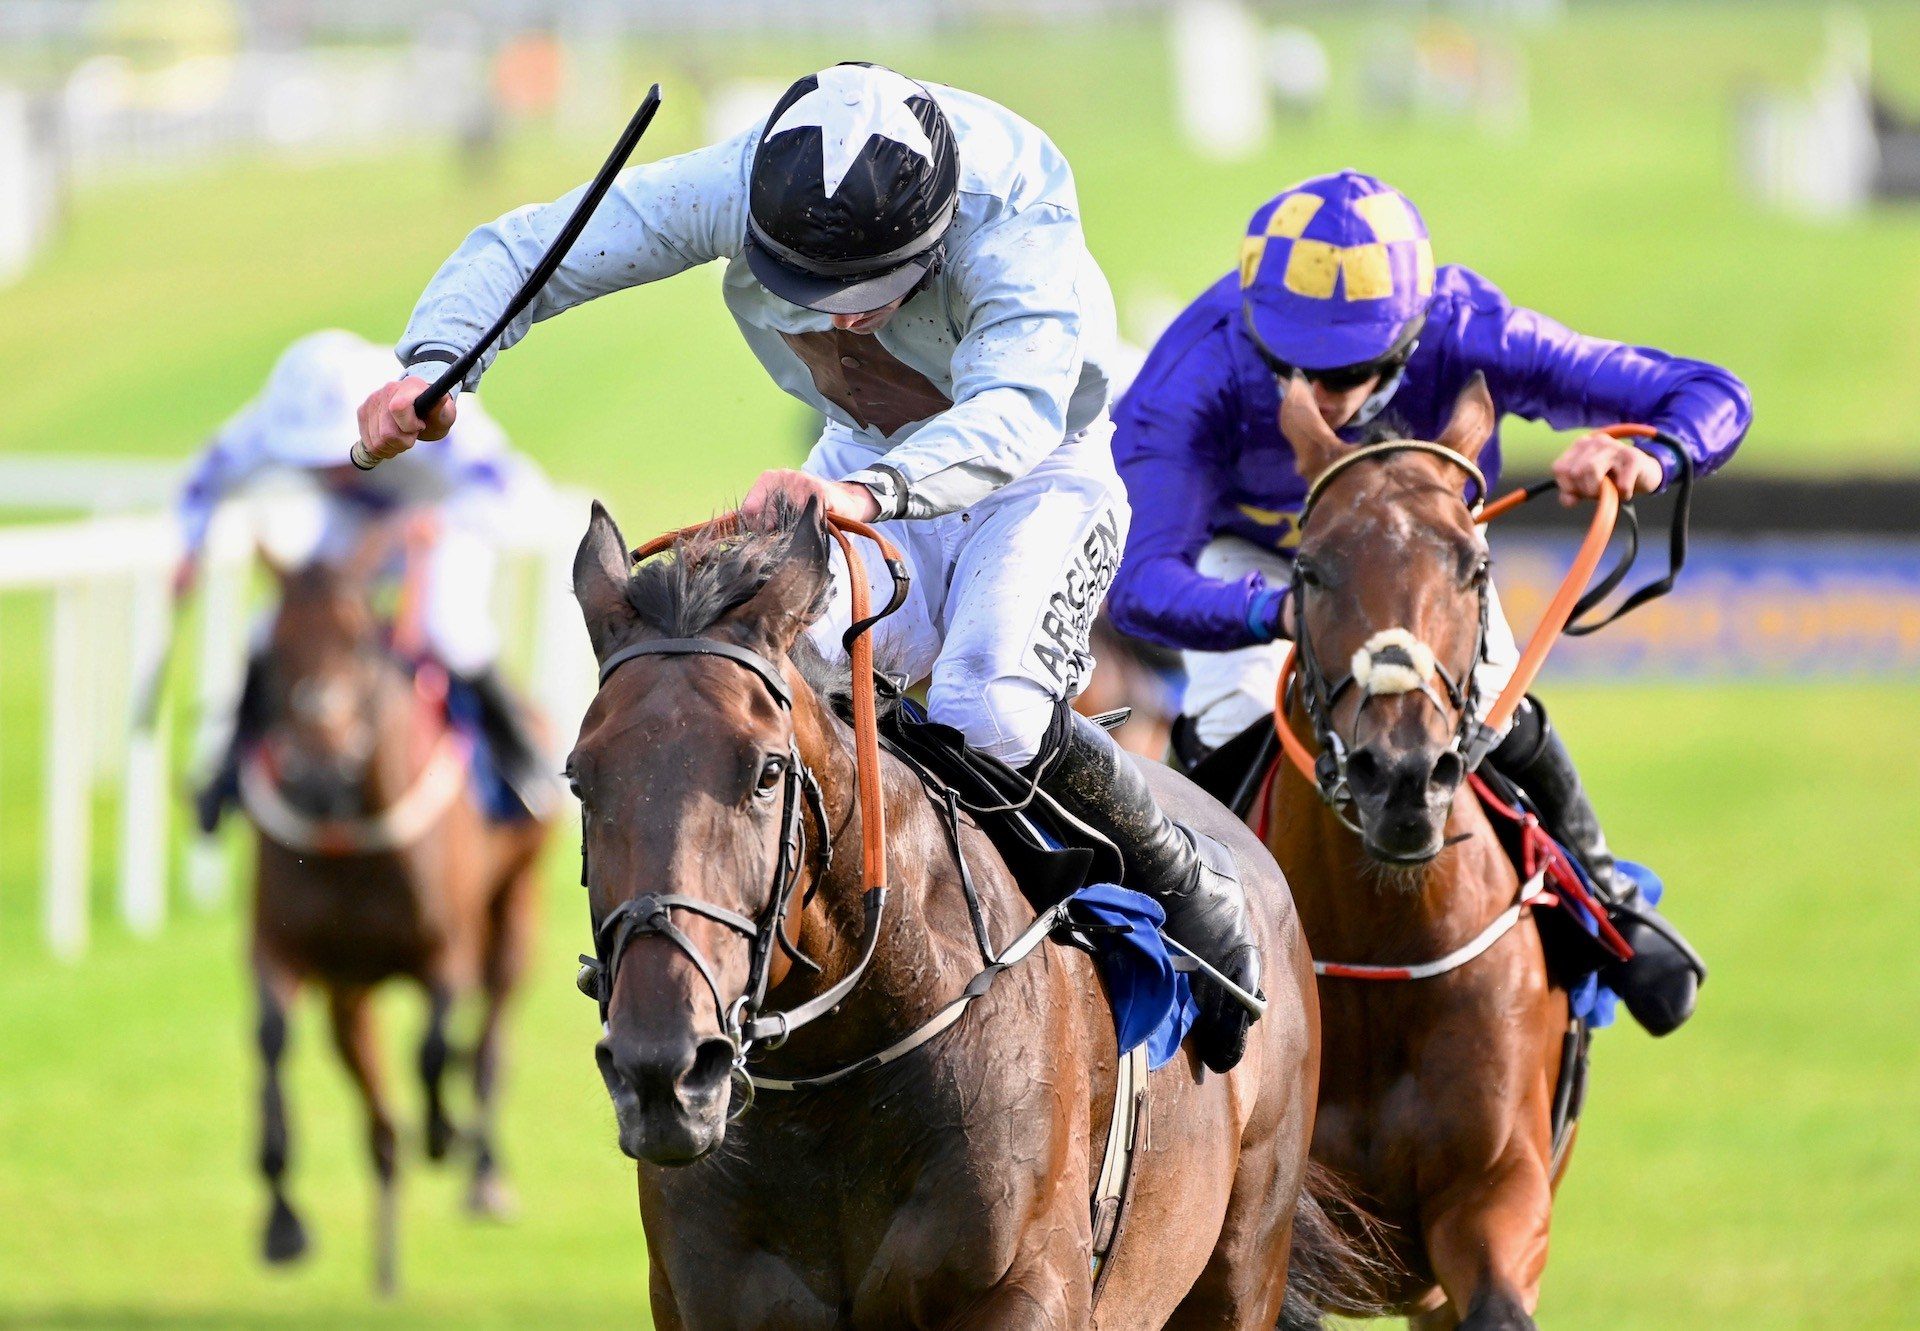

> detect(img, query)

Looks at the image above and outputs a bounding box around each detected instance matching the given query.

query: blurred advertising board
[1501,535,1920,680]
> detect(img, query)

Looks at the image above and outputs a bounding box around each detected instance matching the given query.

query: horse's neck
[1271,708,1515,960]
[758,695,997,1078]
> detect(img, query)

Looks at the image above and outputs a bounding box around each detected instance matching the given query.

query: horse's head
[260,555,399,819]
[569,499,834,1166]
[1281,372,1497,865]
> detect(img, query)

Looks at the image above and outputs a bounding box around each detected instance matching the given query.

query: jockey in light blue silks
[1108,171,1753,1036]
[176,330,554,831]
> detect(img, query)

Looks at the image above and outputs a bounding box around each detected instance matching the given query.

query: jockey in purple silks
[1108,170,1751,1036]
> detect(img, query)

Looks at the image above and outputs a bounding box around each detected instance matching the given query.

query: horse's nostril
[1346,748,1382,792]
[689,1038,737,1093]
[1430,751,1465,792]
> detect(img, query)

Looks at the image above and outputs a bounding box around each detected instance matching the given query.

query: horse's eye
[1296,561,1322,590]
[755,755,788,797]
[1471,556,1492,585]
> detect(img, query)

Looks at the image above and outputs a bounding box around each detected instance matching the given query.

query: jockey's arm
[1107,341,1288,652]
[1474,296,1754,499]
[839,204,1089,521]
[172,423,264,597]
[363,134,752,461]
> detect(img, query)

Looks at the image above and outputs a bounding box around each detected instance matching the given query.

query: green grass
[1,682,1916,1329]
[4,1,1920,533]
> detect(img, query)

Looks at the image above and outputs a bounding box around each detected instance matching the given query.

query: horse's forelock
[618,500,835,652]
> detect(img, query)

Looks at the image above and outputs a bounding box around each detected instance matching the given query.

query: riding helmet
[1238,170,1435,373]
[746,63,959,315]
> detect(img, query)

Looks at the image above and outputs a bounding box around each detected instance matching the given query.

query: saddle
[877,699,1125,910]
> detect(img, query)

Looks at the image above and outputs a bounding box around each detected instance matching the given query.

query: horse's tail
[1279,1161,1399,1330]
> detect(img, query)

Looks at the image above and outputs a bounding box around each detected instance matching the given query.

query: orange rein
[1272,424,1651,786]
[630,513,902,896]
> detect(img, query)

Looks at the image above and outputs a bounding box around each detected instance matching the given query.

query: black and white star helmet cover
[746,63,959,314]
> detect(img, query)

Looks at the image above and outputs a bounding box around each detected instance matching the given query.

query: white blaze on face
[767,65,935,199]
[1350,628,1438,697]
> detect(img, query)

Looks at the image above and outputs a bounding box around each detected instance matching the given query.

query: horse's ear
[1435,372,1496,462]
[573,501,635,661]
[1278,373,1356,482]
[723,497,834,656]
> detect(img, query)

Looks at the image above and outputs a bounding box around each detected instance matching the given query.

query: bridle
[1284,440,1491,830]
[573,514,909,1113]
[1276,424,1693,815]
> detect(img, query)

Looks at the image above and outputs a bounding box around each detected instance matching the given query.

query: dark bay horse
[1260,376,1574,1329]
[244,553,550,1293]
[568,500,1360,1329]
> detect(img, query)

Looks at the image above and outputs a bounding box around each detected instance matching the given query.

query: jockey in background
[175,328,552,832]
[1107,170,1752,1036]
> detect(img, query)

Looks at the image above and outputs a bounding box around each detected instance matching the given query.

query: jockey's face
[1311,375,1382,430]
[830,294,909,335]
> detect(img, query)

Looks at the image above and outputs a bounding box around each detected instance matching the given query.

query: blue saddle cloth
[1066,883,1200,1070]
[1556,855,1664,1029]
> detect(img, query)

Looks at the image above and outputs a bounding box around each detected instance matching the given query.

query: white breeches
[1181,535,1521,750]
[804,417,1129,767]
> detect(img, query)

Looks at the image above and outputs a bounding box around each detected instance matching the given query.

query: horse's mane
[618,500,853,708]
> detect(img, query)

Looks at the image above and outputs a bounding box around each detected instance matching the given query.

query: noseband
[1287,441,1491,826]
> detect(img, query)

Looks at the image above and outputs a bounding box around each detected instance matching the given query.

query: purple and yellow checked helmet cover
[1239,170,1435,371]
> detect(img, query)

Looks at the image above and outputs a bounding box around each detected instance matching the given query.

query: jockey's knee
[927,672,1060,768]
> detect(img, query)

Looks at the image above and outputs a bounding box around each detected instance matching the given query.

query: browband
[597,637,793,709]
[1301,440,1488,527]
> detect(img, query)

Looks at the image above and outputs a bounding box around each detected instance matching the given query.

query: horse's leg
[418,980,457,1163]
[327,984,402,1297]
[253,953,307,1264]
[466,861,535,1219]
[1421,1151,1552,1331]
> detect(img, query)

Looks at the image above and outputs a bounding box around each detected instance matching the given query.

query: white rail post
[44,581,91,959]
[120,568,170,935]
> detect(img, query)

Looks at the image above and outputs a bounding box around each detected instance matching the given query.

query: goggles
[1245,313,1425,394]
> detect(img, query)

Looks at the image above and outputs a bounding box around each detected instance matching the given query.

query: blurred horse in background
[241,524,550,1294]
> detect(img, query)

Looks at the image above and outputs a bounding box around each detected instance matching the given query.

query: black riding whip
[350,84,663,470]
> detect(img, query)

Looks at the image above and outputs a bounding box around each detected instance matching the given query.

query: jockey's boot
[459,668,553,816]
[195,651,271,835]
[1489,696,1707,1037]
[1026,705,1264,1073]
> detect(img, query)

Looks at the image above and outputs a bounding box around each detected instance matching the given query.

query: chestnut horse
[245,554,549,1293]
[1260,377,1575,1329]
[567,500,1364,1329]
